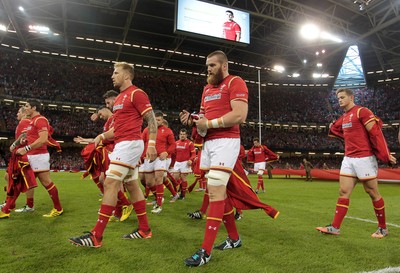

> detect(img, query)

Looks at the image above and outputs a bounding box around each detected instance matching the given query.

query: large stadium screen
[175,0,250,45]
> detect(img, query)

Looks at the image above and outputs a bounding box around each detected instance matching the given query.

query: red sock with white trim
[201,200,224,255]
[163,178,177,196]
[133,200,150,231]
[27,197,34,209]
[181,180,188,198]
[331,198,349,229]
[222,198,239,240]
[45,182,62,211]
[117,190,131,206]
[373,198,386,229]
[156,184,164,206]
[92,204,114,239]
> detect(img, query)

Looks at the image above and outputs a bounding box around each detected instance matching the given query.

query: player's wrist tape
[24,145,31,152]
[206,118,225,129]
[148,140,156,147]
[100,133,105,140]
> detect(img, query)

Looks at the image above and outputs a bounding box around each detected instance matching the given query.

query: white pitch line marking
[345,216,400,228]
[357,266,400,273]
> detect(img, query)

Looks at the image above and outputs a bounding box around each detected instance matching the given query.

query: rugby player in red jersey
[247,138,278,193]
[142,111,176,214]
[316,88,396,238]
[172,128,196,199]
[15,99,63,218]
[180,50,249,266]
[69,62,157,247]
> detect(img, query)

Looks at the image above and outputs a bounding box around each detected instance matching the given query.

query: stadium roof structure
[0,0,399,88]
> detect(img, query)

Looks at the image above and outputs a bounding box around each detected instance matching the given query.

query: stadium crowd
[1,50,400,170]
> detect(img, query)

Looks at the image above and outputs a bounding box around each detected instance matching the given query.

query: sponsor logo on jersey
[204,93,221,102]
[342,122,352,128]
[113,104,123,111]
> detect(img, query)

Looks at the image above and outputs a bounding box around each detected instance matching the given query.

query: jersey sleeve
[247,147,254,163]
[328,117,344,139]
[228,77,248,103]
[132,90,153,116]
[358,107,376,126]
[166,129,176,155]
[34,117,49,133]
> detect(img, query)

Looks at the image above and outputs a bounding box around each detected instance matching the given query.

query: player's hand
[147,146,157,162]
[179,110,192,126]
[389,155,397,165]
[159,151,168,160]
[90,113,99,122]
[187,160,192,167]
[193,117,208,137]
[93,135,102,148]
[73,136,84,143]
[16,147,27,156]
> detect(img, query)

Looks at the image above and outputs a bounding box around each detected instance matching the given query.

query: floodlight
[0,24,6,32]
[29,25,50,32]
[312,73,321,78]
[274,65,285,73]
[18,6,24,12]
[292,73,300,77]
[300,24,320,40]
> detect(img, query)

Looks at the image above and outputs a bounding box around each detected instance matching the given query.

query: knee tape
[257,170,264,176]
[206,170,230,186]
[124,167,139,183]
[106,164,130,181]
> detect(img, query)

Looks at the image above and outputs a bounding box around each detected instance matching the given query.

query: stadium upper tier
[1,49,400,152]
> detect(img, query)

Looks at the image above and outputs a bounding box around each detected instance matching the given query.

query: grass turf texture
[0,171,399,273]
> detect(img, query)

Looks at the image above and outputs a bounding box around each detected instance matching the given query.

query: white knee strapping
[106,164,130,181]
[124,167,139,183]
[257,170,264,176]
[206,170,230,186]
